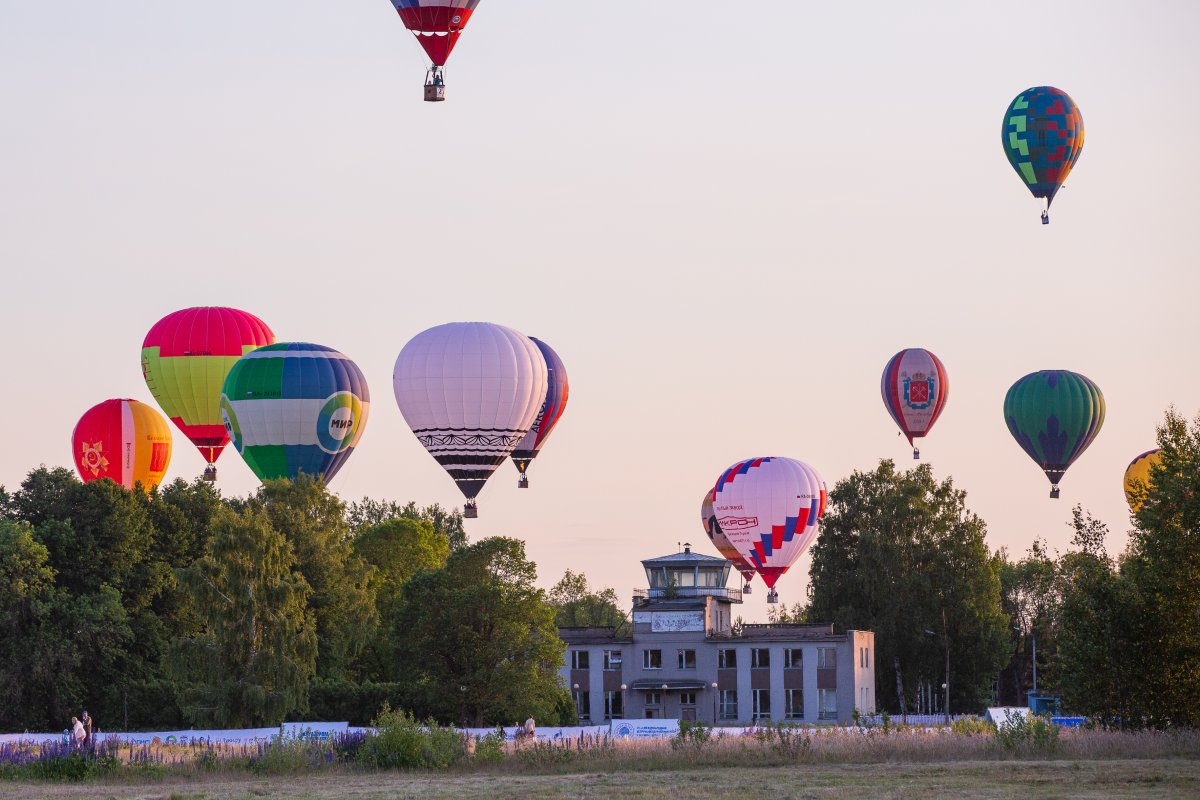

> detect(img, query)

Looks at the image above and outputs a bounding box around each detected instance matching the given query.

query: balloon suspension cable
[463,500,478,519]
[518,473,529,489]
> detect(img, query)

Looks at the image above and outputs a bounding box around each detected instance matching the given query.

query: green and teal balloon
[1003,370,1104,498]
[220,343,370,484]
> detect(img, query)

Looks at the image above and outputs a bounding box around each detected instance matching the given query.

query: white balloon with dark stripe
[393,322,548,517]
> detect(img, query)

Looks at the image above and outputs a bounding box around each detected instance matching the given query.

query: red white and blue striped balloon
[709,457,827,591]
[880,348,949,459]
[389,0,482,66]
[510,337,569,487]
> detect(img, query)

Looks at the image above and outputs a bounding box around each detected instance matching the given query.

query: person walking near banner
[70,716,85,749]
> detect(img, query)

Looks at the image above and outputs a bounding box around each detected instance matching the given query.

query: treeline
[805,408,1200,727]
[0,471,572,732]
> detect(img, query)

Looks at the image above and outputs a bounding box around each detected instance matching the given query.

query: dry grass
[2,759,1198,800]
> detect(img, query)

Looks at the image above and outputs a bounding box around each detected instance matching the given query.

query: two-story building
[559,545,875,725]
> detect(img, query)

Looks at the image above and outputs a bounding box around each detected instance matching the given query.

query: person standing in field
[523,716,536,740]
[70,716,85,748]
[81,710,93,747]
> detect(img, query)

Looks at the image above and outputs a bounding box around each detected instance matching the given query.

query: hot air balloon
[388,0,482,101]
[510,337,569,489]
[141,307,275,482]
[1001,86,1085,224]
[1004,370,1105,498]
[219,343,370,484]
[394,322,547,518]
[881,348,949,459]
[701,489,755,593]
[709,457,827,604]
[1123,449,1161,512]
[72,399,172,490]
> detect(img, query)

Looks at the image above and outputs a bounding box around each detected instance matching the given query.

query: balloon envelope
[141,307,275,470]
[1001,86,1084,213]
[709,457,826,589]
[511,337,569,483]
[881,348,949,455]
[1123,449,1161,512]
[72,399,172,490]
[701,489,756,584]
[389,0,482,66]
[394,322,547,506]
[220,343,370,484]
[1003,370,1104,496]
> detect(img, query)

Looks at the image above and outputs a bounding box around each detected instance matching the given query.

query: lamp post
[573,683,581,722]
[711,682,719,725]
[619,683,627,720]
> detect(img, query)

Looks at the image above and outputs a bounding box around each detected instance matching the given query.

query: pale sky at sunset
[2,1,1198,621]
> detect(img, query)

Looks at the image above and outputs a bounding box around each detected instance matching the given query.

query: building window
[575,691,590,721]
[677,649,696,669]
[784,648,802,669]
[819,688,837,720]
[604,690,623,720]
[643,649,662,670]
[572,650,590,670]
[751,648,770,669]
[719,649,737,669]
[680,692,696,706]
[752,689,771,720]
[785,688,803,719]
[720,690,738,719]
[818,648,836,669]
[645,691,662,707]
[603,650,622,671]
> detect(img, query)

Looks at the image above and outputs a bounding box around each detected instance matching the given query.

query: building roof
[557,626,631,644]
[641,549,728,566]
[629,679,710,691]
[713,623,844,642]
[635,598,708,611]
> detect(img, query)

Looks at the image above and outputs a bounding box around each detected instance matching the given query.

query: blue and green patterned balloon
[220,343,370,484]
[1003,370,1104,498]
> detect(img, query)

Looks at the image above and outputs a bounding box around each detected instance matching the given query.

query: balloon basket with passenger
[202,464,218,483]
[464,500,478,519]
[766,589,779,605]
[423,66,446,102]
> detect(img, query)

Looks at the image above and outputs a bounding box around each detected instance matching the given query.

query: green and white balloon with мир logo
[220,342,370,484]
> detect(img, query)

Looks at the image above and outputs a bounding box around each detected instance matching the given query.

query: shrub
[951,716,994,736]
[473,730,506,764]
[671,721,713,751]
[354,705,468,770]
[754,723,811,759]
[993,713,1061,754]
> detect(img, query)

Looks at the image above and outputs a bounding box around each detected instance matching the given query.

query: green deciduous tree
[808,460,1010,715]
[351,517,449,681]
[170,507,317,728]
[396,538,566,727]
[251,476,376,680]
[997,539,1058,705]
[347,497,468,550]
[1125,408,1200,726]
[548,569,630,636]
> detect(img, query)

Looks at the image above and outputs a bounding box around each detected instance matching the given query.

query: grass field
[3,759,1199,800]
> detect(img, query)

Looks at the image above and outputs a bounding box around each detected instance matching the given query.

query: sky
[2,1,1198,622]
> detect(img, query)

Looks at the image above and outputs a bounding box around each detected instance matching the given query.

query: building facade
[558,546,875,726]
